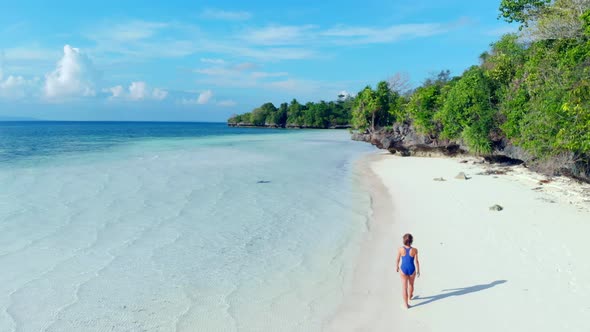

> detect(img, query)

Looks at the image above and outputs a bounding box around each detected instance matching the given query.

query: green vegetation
[378,0,590,159]
[406,70,452,136]
[229,0,590,161]
[437,66,496,154]
[351,81,399,133]
[228,96,354,128]
[498,0,551,28]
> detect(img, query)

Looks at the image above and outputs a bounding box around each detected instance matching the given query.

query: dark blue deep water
[0,121,288,163]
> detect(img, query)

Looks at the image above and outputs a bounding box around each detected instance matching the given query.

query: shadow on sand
[411,280,507,308]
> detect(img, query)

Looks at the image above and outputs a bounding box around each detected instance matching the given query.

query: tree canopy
[498,0,551,28]
[228,96,354,129]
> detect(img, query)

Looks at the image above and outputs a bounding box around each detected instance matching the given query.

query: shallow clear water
[0,122,373,331]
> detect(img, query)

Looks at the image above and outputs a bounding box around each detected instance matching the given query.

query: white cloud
[108,85,124,98]
[242,25,316,45]
[0,74,37,99]
[152,88,168,100]
[194,62,300,91]
[251,71,288,79]
[200,58,226,65]
[217,100,237,107]
[233,62,258,71]
[195,76,258,89]
[44,45,96,99]
[201,9,252,21]
[235,47,316,61]
[179,98,198,105]
[85,20,200,60]
[195,61,269,78]
[266,79,300,90]
[0,47,66,77]
[89,20,169,43]
[83,20,318,62]
[0,52,42,99]
[129,81,147,100]
[322,23,449,44]
[106,81,168,101]
[194,60,292,89]
[3,46,59,62]
[179,90,214,105]
[263,78,345,97]
[82,18,457,66]
[107,18,458,63]
[0,17,469,106]
[197,90,213,104]
[195,67,236,76]
[237,20,467,49]
[195,62,260,77]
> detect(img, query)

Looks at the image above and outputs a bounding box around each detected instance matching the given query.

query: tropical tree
[352,86,379,132]
[287,99,303,126]
[498,0,551,28]
[437,66,496,154]
[406,71,453,135]
[250,108,268,126]
[375,81,396,126]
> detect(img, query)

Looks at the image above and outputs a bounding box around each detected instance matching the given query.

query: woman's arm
[395,248,401,273]
[415,249,420,277]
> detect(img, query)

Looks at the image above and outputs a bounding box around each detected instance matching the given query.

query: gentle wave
[0,125,373,331]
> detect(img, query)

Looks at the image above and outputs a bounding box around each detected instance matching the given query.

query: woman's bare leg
[400,274,409,308]
[408,273,416,300]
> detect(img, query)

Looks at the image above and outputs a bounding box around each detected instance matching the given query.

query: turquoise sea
[0,122,374,331]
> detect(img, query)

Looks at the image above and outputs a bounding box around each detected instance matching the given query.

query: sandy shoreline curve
[326,152,590,332]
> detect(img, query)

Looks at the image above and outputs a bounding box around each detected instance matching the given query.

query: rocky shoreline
[352,123,590,183]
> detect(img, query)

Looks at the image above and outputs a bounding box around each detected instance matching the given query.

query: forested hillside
[228,97,354,128]
[229,0,590,178]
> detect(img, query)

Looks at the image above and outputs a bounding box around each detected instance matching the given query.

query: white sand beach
[327,153,590,332]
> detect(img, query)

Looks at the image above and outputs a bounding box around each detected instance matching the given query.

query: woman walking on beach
[396,233,420,309]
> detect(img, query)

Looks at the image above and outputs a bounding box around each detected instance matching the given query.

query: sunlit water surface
[0,122,373,331]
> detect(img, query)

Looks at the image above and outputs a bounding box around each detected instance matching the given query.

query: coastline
[326,152,590,331]
[227,123,352,129]
[324,152,400,331]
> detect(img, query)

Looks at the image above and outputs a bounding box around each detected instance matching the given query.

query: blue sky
[0,0,516,121]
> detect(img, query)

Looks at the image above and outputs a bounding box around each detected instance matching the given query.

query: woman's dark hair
[403,233,413,246]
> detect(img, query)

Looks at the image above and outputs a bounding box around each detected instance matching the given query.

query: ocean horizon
[0,121,374,331]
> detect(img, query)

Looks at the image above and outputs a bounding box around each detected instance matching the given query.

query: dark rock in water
[257,180,271,184]
[489,204,504,211]
[454,172,470,180]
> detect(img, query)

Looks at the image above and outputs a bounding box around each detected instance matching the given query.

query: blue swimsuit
[400,247,416,275]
